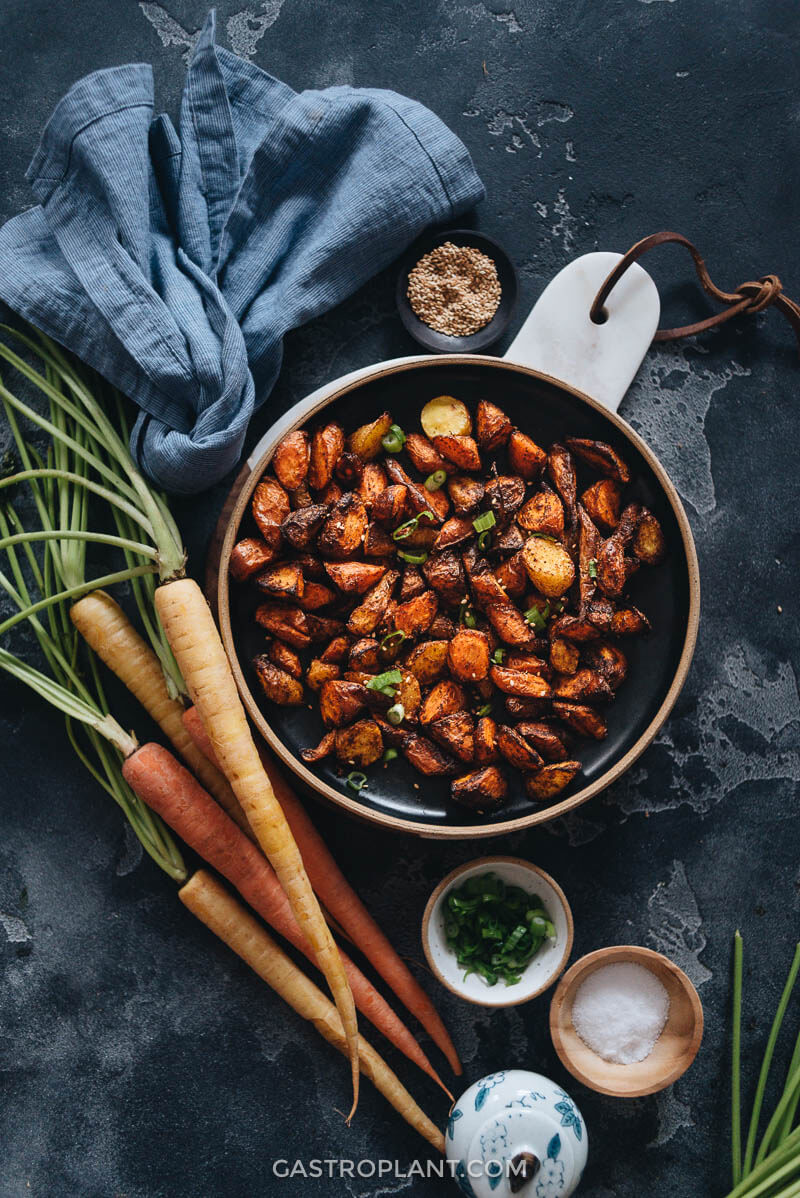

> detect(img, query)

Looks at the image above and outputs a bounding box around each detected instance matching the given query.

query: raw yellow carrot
[180,869,445,1152]
[155,576,360,1115]
[183,703,461,1075]
[71,590,252,839]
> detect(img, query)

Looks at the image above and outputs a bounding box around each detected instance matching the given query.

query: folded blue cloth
[0,11,483,494]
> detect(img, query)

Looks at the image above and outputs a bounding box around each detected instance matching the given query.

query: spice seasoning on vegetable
[407,242,501,336]
[443,871,555,986]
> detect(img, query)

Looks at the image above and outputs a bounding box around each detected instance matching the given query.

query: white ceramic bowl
[421,857,574,1008]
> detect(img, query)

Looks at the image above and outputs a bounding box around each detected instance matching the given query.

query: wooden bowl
[421,857,574,1007]
[549,945,703,1097]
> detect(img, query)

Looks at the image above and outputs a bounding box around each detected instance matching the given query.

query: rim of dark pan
[217,355,701,840]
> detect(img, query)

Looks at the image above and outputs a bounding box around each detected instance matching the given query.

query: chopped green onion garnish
[443,871,554,986]
[392,516,418,541]
[472,511,496,534]
[380,630,407,652]
[461,606,477,629]
[476,703,492,718]
[477,529,492,551]
[492,648,505,664]
[381,424,406,453]
[346,771,367,792]
[366,668,402,697]
[382,747,399,764]
[397,549,428,565]
[386,702,405,726]
[529,532,559,542]
[425,469,447,491]
[524,601,550,631]
[588,557,598,579]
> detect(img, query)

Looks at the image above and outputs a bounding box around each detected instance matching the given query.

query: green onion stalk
[726,933,800,1198]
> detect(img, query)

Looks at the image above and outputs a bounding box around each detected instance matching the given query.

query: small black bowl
[396,227,518,354]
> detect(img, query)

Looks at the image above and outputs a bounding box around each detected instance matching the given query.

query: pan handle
[503,252,660,413]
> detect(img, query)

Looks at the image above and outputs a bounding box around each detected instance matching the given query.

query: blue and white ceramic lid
[446,1070,588,1198]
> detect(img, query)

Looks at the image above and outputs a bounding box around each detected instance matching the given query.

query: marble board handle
[504,251,661,414]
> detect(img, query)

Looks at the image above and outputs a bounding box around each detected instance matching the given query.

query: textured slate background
[1,2,799,1195]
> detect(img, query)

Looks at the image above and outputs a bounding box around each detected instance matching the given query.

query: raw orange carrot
[180,870,445,1152]
[123,741,451,1096]
[183,705,462,1075]
[155,576,359,1115]
[71,590,252,839]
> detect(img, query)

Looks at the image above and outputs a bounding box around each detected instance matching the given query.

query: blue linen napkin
[0,11,483,494]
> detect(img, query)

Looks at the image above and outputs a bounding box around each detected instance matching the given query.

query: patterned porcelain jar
[446,1070,588,1198]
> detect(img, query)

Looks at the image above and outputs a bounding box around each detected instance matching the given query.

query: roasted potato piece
[610,605,651,636]
[266,638,302,680]
[348,411,393,461]
[318,492,368,559]
[358,461,388,508]
[308,422,345,491]
[431,711,475,763]
[524,761,581,801]
[401,733,459,776]
[304,613,346,642]
[252,478,291,548]
[522,535,576,599]
[584,641,628,689]
[395,671,422,719]
[490,665,552,699]
[420,679,467,725]
[347,570,399,636]
[494,551,527,598]
[255,602,311,650]
[399,565,427,601]
[551,613,602,643]
[370,485,408,525]
[451,766,508,812]
[420,395,472,439]
[447,474,485,513]
[253,655,304,705]
[394,590,438,638]
[291,550,325,580]
[475,400,513,450]
[547,443,577,527]
[230,536,278,581]
[565,437,631,483]
[550,636,580,675]
[423,550,466,607]
[384,458,450,523]
[496,725,544,771]
[280,503,329,550]
[333,451,363,489]
[552,701,608,740]
[474,716,499,764]
[298,580,337,611]
[432,434,481,472]
[324,561,387,594]
[319,679,368,727]
[405,432,450,477]
[273,430,310,491]
[433,515,475,551]
[335,719,384,767]
[255,561,305,601]
[306,659,341,691]
[320,635,350,664]
[505,696,549,720]
[553,668,613,702]
[301,730,335,763]
[485,474,526,522]
[508,429,547,479]
[633,509,666,565]
[516,721,570,762]
[581,479,623,532]
[363,522,396,558]
[429,613,457,639]
[517,490,565,537]
[347,639,381,672]
[404,639,449,684]
[316,480,343,506]
[447,629,490,682]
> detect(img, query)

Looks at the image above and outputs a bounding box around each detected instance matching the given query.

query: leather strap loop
[589,230,800,352]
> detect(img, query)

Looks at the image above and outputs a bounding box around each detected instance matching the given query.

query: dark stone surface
[1,2,799,1196]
